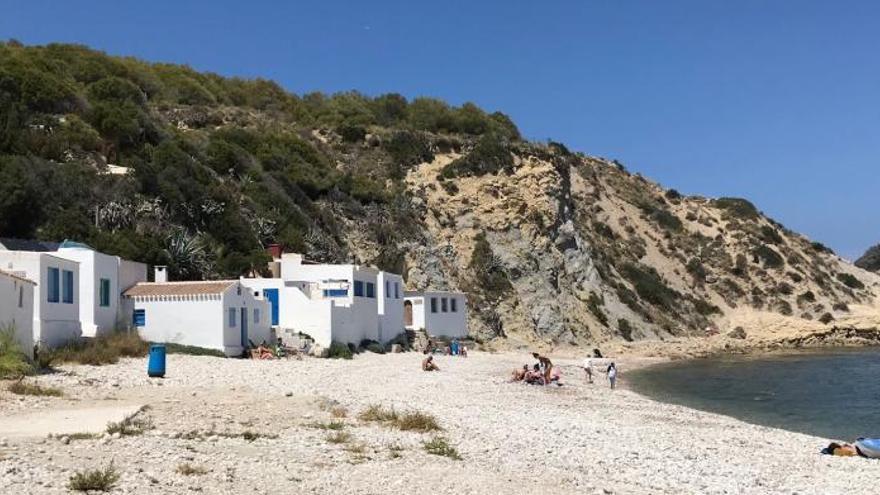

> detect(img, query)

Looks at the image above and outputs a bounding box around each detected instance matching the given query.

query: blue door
[263,289,279,326]
[240,307,249,347]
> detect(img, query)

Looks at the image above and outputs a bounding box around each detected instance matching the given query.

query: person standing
[582,356,593,384]
[606,362,617,390]
[532,352,553,384]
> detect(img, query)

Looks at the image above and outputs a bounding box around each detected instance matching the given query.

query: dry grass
[423,437,462,460]
[358,405,441,432]
[344,442,368,454]
[330,406,348,418]
[176,463,209,476]
[47,332,149,366]
[8,380,62,397]
[106,407,152,436]
[326,431,352,444]
[0,326,32,378]
[307,421,346,430]
[68,463,120,492]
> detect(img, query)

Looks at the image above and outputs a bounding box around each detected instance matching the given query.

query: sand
[0,351,878,494]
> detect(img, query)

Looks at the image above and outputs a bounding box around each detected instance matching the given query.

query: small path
[0,402,144,439]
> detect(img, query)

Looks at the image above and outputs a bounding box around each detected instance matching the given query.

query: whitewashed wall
[405,292,468,338]
[117,259,147,331]
[0,273,35,358]
[377,271,404,342]
[0,252,81,348]
[135,296,225,351]
[221,284,271,355]
[55,249,122,337]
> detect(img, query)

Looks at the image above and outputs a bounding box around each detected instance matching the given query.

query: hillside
[1,41,878,346]
[856,244,880,273]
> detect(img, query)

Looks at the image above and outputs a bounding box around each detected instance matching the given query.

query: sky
[2,1,878,259]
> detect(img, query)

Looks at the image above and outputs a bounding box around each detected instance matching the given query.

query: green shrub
[811,241,834,254]
[468,232,513,301]
[694,299,721,316]
[383,130,433,168]
[665,189,682,200]
[752,245,784,269]
[0,326,32,378]
[619,263,679,310]
[423,437,461,460]
[714,197,760,220]
[836,272,865,290]
[617,319,634,342]
[439,133,513,179]
[819,312,834,324]
[587,292,608,326]
[393,411,441,432]
[68,463,120,492]
[359,339,385,354]
[328,341,354,360]
[337,123,366,143]
[759,225,783,245]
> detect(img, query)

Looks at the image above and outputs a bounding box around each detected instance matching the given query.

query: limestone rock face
[359,150,880,347]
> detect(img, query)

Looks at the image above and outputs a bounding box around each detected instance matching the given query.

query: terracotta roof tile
[123,281,236,297]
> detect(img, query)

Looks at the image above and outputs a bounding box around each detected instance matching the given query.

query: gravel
[0,352,877,494]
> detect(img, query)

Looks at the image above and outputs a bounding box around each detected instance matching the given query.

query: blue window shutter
[47,268,60,303]
[62,270,74,304]
[133,309,146,327]
[354,281,364,297]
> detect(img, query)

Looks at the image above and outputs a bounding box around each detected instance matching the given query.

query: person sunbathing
[422,355,440,371]
[256,343,275,360]
[511,365,529,382]
[532,352,553,383]
[823,439,880,458]
[525,364,545,385]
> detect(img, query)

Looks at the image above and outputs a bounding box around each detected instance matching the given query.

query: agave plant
[164,228,213,280]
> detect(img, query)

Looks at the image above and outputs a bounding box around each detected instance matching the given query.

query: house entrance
[404,300,413,327]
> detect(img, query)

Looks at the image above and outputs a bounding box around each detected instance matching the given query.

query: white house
[404,291,468,338]
[0,270,36,358]
[0,251,81,348]
[240,252,405,348]
[52,242,147,337]
[124,274,271,356]
[377,271,404,342]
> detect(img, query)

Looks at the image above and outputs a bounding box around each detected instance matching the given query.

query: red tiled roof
[123,281,236,297]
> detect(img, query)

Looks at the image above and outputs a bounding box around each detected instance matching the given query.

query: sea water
[628,348,880,440]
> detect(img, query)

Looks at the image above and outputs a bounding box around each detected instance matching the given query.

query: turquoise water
[628,348,880,440]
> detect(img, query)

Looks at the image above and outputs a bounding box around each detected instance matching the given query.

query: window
[366,282,375,298]
[451,298,458,312]
[323,289,348,298]
[62,270,74,304]
[133,309,146,327]
[385,281,390,298]
[47,267,60,303]
[18,286,23,308]
[430,297,438,313]
[254,308,260,324]
[395,282,400,299]
[99,278,111,307]
[228,308,237,327]
[354,280,364,297]
[441,297,448,312]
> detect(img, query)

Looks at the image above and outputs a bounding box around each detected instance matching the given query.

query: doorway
[404,300,413,327]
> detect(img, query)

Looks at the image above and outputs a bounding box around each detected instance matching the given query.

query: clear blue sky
[2,1,878,259]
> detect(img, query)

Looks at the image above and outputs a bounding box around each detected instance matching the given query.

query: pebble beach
[1,351,878,494]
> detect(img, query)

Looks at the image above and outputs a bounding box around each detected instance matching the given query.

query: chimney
[267,243,282,260]
[154,265,168,283]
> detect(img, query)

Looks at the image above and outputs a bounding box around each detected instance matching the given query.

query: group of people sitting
[425,338,468,357]
[249,338,297,360]
[511,352,563,386]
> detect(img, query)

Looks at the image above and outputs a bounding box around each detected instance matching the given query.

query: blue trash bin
[147,344,166,378]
